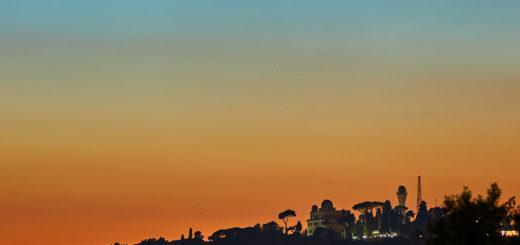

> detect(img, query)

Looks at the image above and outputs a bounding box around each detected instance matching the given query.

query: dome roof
[397,185,407,193]
[321,199,333,209]
[311,205,318,212]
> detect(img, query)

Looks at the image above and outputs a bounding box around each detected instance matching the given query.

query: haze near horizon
[1,1,519,244]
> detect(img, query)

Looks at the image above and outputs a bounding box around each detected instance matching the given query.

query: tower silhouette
[396,185,409,223]
[396,185,407,207]
[417,174,422,212]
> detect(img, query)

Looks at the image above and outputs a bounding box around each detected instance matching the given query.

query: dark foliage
[279,209,297,234]
[427,183,516,245]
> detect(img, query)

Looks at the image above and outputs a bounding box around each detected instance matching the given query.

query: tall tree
[353,201,372,235]
[427,183,515,245]
[338,209,356,238]
[415,201,429,230]
[371,202,385,232]
[381,200,395,234]
[188,228,193,239]
[278,209,296,234]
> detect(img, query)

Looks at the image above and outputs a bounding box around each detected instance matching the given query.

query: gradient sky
[1,1,520,244]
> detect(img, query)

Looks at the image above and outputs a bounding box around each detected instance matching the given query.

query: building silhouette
[395,186,408,223]
[306,200,347,239]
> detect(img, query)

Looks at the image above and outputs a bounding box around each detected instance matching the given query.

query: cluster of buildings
[306,175,422,238]
[306,200,348,238]
[304,174,519,239]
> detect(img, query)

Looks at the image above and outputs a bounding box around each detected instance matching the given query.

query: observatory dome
[321,199,333,210]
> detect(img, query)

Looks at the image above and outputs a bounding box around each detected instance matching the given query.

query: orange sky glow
[1,1,520,245]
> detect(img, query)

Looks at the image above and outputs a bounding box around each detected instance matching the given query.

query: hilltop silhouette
[113,183,520,245]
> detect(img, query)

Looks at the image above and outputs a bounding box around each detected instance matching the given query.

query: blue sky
[2,1,520,39]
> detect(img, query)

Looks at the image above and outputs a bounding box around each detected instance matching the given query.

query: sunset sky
[1,1,520,244]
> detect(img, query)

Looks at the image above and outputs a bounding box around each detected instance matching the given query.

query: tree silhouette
[513,204,520,231]
[338,209,355,238]
[188,228,193,239]
[180,234,184,240]
[371,201,385,232]
[353,201,372,235]
[381,200,396,234]
[194,231,204,240]
[261,221,282,233]
[292,221,303,235]
[428,207,444,221]
[405,210,415,224]
[353,201,385,235]
[427,183,515,245]
[136,237,169,245]
[415,201,429,231]
[278,209,296,234]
